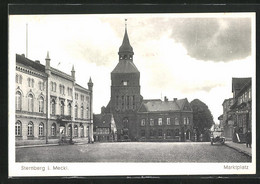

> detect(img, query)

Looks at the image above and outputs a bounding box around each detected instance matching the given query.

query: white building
[15,53,94,143]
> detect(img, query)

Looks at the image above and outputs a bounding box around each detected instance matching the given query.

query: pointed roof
[71,65,75,72]
[119,21,133,54]
[46,51,50,60]
[88,77,93,83]
[111,60,139,73]
[232,77,251,92]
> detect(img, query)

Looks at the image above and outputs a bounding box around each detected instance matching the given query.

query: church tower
[109,20,142,141]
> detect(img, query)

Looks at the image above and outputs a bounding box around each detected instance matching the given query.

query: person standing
[245,129,252,148]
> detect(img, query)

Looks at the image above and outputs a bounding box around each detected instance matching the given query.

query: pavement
[224,141,252,157]
[16,138,90,148]
[15,139,252,158]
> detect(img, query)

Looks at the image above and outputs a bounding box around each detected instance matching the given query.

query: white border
[8,12,256,177]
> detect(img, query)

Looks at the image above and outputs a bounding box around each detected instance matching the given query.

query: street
[16,142,251,162]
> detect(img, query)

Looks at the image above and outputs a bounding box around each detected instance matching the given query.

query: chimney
[174,98,177,101]
[164,96,168,102]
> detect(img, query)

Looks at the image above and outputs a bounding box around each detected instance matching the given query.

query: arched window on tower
[75,105,78,118]
[81,105,84,119]
[15,121,22,136]
[16,91,22,111]
[39,123,44,136]
[51,99,56,115]
[28,94,34,112]
[27,122,34,136]
[60,101,65,115]
[38,96,44,113]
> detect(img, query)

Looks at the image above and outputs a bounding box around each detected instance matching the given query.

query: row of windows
[15,121,85,137]
[27,78,35,88]
[16,74,45,91]
[140,117,190,126]
[50,99,89,119]
[15,121,46,136]
[116,95,135,110]
[96,128,110,134]
[16,91,44,113]
[140,129,180,137]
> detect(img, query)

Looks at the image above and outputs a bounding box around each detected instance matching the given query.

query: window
[28,122,34,136]
[183,117,187,125]
[51,99,55,115]
[166,129,172,136]
[127,96,129,109]
[16,74,19,83]
[187,117,190,125]
[74,125,78,137]
[15,121,21,136]
[133,95,135,109]
[167,118,171,125]
[150,129,155,137]
[19,75,22,84]
[175,117,179,125]
[54,82,56,92]
[68,103,72,116]
[75,105,78,118]
[39,123,44,136]
[28,94,33,112]
[68,125,71,136]
[81,106,84,119]
[249,89,251,99]
[86,106,89,118]
[51,123,56,136]
[51,81,53,91]
[123,81,128,86]
[150,119,154,126]
[141,130,145,137]
[60,101,64,115]
[28,78,31,87]
[158,118,162,125]
[158,129,163,136]
[141,119,145,126]
[175,129,180,136]
[38,96,44,113]
[80,125,84,137]
[121,96,124,109]
[31,79,34,87]
[75,93,78,100]
[16,91,22,110]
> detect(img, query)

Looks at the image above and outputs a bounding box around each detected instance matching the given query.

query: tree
[190,99,215,139]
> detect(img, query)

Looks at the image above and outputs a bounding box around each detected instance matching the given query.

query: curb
[224,143,252,157]
[16,142,89,148]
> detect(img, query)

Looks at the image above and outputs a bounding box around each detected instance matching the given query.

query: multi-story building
[229,77,252,142]
[220,78,252,143]
[94,22,193,142]
[15,53,94,143]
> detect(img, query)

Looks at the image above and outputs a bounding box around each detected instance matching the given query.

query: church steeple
[118,19,134,61]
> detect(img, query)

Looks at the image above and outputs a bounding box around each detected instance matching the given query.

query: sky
[9,13,255,123]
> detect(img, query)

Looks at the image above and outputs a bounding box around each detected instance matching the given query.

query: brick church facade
[93,22,193,142]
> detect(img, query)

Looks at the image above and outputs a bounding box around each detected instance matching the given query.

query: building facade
[220,78,252,143]
[93,22,193,142]
[15,53,94,143]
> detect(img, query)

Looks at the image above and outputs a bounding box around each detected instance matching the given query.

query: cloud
[169,18,251,62]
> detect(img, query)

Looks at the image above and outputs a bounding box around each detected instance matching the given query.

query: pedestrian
[245,129,252,148]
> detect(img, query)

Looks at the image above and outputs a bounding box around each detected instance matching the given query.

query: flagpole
[26,23,28,58]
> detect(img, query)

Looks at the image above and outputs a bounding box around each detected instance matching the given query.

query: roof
[93,113,112,128]
[16,54,45,73]
[119,28,133,54]
[232,78,251,92]
[50,67,73,81]
[138,98,190,113]
[111,60,139,73]
[75,83,89,92]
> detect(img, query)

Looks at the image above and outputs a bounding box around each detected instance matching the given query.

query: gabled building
[220,77,252,143]
[93,21,193,142]
[15,53,94,144]
[229,78,252,142]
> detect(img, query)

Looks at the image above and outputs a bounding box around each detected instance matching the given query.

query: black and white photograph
[8,12,256,176]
